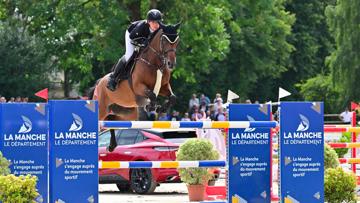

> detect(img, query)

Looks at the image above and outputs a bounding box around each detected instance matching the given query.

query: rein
[135,34,177,73]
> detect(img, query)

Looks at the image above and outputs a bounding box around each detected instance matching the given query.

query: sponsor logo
[69,113,83,132]
[296,114,309,132]
[18,116,32,133]
[244,115,256,132]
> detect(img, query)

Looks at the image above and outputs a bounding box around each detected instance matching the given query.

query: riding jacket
[127,20,163,45]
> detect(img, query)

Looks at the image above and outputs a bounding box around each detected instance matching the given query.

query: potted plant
[176,138,219,201]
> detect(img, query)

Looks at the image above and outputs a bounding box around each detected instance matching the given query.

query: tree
[280,0,335,99]
[326,0,360,103]
[204,0,295,102]
[0,0,232,98]
[0,19,52,99]
[0,0,130,96]
[298,74,343,113]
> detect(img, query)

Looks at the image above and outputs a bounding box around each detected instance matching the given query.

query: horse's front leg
[158,83,176,113]
[134,83,158,112]
[144,88,158,112]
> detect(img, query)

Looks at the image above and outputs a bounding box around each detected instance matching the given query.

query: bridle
[137,34,179,72]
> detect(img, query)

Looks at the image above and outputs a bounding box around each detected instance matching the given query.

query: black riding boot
[107,57,126,91]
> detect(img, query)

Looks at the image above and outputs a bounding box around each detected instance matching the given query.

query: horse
[91,23,180,121]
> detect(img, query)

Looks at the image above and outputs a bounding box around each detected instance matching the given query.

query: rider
[107,9,163,91]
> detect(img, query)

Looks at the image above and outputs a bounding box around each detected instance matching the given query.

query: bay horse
[92,23,180,121]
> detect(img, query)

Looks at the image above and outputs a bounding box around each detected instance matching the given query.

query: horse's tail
[87,79,100,99]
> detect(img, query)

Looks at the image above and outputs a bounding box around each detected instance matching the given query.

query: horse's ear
[174,22,181,31]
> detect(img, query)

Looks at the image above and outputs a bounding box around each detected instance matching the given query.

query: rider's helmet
[147,9,162,22]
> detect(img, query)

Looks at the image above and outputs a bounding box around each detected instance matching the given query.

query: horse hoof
[155,105,164,113]
[145,104,156,112]
[169,95,176,104]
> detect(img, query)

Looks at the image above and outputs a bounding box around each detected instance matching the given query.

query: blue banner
[49,100,98,203]
[0,103,48,203]
[228,104,271,203]
[280,102,324,203]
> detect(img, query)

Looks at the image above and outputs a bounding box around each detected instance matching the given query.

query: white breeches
[125,30,135,62]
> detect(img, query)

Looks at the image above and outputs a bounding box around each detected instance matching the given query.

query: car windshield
[144,130,197,144]
[98,130,112,147]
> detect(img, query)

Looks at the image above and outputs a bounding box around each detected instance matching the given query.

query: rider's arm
[129,20,149,41]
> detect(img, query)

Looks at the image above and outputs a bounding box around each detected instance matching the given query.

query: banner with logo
[49,100,98,203]
[280,102,324,203]
[228,104,271,203]
[0,103,48,203]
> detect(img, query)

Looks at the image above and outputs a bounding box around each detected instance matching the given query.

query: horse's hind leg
[108,107,138,121]
[98,93,110,121]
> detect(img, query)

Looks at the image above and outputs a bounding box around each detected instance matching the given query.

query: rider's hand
[131,37,148,47]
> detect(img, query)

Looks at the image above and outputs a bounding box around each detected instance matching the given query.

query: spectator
[191,106,202,121]
[169,110,180,121]
[213,99,223,115]
[213,93,223,103]
[0,97,6,103]
[15,96,22,102]
[200,94,210,107]
[158,112,169,121]
[206,110,212,120]
[188,93,199,110]
[215,107,226,121]
[199,101,207,113]
[147,110,157,121]
[339,107,352,124]
[181,112,191,121]
[245,99,252,104]
[23,97,29,103]
[8,97,15,103]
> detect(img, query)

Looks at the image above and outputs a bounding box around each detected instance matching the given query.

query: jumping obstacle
[328,142,360,148]
[323,112,357,174]
[100,120,277,129]
[324,127,360,133]
[99,160,227,169]
[0,101,326,203]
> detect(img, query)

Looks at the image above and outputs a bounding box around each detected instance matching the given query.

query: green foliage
[298,74,343,113]
[208,0,295,101]
[0,0,129,96]
[0,175,38,203]
[334,132,351,158]
[164,0,231,80]
[279,0,335,100]
[0,19,52,99]
[0,151,10,175]
[176,139,219,185]
[324,167,357,203]
[0,0,233,97]
[324,143,356,202]
[324,143,339,170]
[326,0,360,103]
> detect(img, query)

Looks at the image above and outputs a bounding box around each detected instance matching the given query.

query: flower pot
[186,184,206,201]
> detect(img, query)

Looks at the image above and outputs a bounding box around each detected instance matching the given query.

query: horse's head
[147,23,180,70]
[161,23,180,69]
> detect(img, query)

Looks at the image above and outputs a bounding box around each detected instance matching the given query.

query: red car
[98,128,220,194]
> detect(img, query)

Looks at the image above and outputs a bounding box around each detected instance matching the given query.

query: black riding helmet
[147,9,162,22]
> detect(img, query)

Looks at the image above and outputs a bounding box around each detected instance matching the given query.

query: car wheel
[130,168,157,194]
[116,183,131,193]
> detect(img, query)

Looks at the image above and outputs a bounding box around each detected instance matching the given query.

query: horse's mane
[148,28,162,42]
